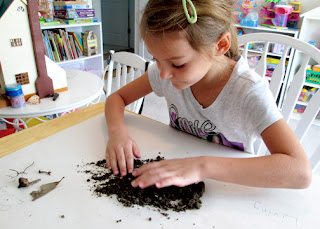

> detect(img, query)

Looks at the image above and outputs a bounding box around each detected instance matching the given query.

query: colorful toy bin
[5,83,26,108]
[272,5,293,27]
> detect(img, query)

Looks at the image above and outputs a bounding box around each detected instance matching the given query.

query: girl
[105,0,311,189]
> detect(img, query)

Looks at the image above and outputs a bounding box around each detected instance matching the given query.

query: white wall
[134,0,150,59]
[89,0,320,56]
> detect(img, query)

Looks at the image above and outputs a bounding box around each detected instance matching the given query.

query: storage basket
[306,70,320,85]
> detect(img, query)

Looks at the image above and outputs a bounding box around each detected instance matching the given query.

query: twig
[8,162,35,179]
[39,170,51,175]
[22,162,34,173]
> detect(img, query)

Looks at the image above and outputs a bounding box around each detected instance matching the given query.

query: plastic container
[240,11,258,27]
[5,83,26,108]
[306,70,320,85]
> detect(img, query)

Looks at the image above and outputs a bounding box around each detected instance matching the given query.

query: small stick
[39,170,51,175]
[18,177,41,188]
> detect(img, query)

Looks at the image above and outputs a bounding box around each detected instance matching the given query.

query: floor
[140,92,320,175]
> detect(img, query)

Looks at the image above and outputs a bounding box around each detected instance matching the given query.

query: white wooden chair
[103,50,149,114]
[296,88,320,172]
[238,33,320,172]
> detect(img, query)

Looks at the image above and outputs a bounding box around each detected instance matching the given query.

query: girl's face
[145,32,215,90]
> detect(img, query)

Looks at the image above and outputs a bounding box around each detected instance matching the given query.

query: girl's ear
[214,32,232,56]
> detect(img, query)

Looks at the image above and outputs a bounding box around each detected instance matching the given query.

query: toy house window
[15,73,30,85]
[10,38,22,47]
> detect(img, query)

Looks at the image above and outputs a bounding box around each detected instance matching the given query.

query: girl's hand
[106,132,141,176]
[131,157,205,189]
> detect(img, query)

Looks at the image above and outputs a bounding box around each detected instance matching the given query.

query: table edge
[0,102,106,158]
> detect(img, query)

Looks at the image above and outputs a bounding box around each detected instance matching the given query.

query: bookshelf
[235,24,299,109]
[286,8,320,126]
[41,22,104,78]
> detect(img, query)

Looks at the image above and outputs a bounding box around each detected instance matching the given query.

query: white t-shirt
[147,56,282,153]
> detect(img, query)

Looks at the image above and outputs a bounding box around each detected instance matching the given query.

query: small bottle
[5,83,26,108]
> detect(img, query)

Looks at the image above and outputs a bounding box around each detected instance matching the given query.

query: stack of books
[53,1,97,24]
[42,28,84,62]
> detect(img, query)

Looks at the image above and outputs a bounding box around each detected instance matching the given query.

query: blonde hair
[140,0,239,60]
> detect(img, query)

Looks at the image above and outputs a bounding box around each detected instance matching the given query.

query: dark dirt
[82,155,205,213]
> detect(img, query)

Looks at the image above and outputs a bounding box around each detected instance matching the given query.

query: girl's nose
[157,61,173,79]
[159,66,173,79]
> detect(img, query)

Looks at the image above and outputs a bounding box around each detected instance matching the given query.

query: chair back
[238,33,320,171]
[103,50,148,113]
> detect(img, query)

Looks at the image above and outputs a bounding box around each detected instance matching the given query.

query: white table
[0,103,319,229]
[0,69,103,129]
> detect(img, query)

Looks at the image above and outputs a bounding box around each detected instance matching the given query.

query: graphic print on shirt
[169,104,244,151]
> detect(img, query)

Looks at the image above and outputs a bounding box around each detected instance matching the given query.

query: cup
[5,83,26,108]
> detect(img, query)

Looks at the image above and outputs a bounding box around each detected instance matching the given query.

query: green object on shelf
[306,70,320,85]
[40,20,61,26]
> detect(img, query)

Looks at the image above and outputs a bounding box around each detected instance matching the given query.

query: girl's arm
[132,119,312,189]
[105,72,153,176]
[201,119,312,188]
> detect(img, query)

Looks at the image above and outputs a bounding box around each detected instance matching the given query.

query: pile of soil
[83,155,205,212]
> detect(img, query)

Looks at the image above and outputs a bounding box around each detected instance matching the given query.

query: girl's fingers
[155,176,184,188]
[132,142,141,158]
[124,146,134,174]
[109,150,119,175]
[106,149,111,170]
[132,163,169,189]
[132,161,158,177]
[116,148,127,176]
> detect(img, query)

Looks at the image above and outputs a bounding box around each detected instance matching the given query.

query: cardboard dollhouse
[0,0,67,107]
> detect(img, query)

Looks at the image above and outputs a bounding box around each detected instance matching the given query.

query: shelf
[305,82,320,89]
[291,113,320,127]
[239,48,289,58]
[40,22,104,74]
[56,54,103,65]
[235,24,299,36]
[41,22,101,30]
[296,100,308,106]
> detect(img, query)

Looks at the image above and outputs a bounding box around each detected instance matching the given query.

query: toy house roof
[0,0,14,19]
[300,7,320,19]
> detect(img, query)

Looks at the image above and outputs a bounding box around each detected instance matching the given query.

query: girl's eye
[172,64,185,69]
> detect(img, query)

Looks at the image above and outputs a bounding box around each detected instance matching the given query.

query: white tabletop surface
[0,69,103,118]
[0,110,319,229]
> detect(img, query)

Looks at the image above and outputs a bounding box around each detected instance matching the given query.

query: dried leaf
[30,177,64,201]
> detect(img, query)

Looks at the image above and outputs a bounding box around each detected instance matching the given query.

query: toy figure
[38,0,53,22]
[234,0,257,24]
[271,4,293,28]
[265,0,281,9]
[286,0,302,29]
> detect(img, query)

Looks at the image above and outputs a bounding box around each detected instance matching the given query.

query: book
[68,35,79,59]
[64,29,75,59]
[43,30,54,61]
[49,30,63,61]
[69,32,83,53]
[49,37,60,62]
[74,39,83,56]
[55,34,67,61]
[42,33,50,59]
[50,29,68,61]
[58,29,72,60]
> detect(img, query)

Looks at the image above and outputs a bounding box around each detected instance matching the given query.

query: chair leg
[138,97,145,115]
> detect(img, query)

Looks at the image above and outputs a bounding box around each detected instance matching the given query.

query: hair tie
[182,0,197,24]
